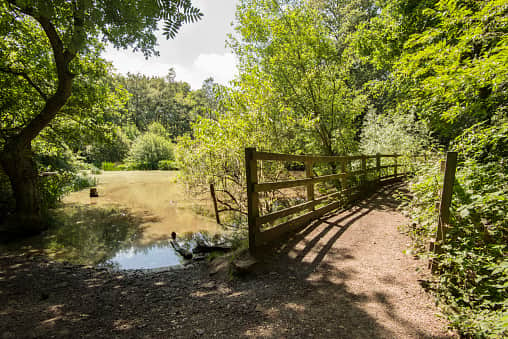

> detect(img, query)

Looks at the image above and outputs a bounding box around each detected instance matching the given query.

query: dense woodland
[0,0,506,337]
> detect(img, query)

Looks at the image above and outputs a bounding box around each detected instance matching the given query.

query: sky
[102,0,239,89]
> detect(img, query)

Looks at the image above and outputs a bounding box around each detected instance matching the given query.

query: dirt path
[0,184,455,338]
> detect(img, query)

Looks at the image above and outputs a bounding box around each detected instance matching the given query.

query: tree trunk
[0,143,45,237]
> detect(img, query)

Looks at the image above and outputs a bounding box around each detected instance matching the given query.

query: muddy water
[65,171,219,243]
[1,171,221,270]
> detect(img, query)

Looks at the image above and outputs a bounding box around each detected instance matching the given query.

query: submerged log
[170,240,193,259]
[192,244,232,254]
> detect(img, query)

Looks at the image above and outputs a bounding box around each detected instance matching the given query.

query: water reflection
[1,171,227,269]
[1,204,231,270]
[101,239,183,270]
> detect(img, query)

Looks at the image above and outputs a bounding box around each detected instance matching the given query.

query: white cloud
[101,0,239,89]
[190,53,238,86]
[102,50,238,89]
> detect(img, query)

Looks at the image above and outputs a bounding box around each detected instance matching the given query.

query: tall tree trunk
[0,143,45,236]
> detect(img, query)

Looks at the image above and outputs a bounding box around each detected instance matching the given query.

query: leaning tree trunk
[0,143,45,237]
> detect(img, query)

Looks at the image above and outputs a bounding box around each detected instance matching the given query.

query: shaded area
[0,183,454,338]
[1,170,225,269]
[0,205,154,266]
[0,205,229,269]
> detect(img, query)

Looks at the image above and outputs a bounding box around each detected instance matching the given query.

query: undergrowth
[403,122,508,338]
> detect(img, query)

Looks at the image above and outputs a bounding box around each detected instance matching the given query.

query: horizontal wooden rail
[257,200,343,245]
[254,151,365,162]
[254,173,345,192]
[256,190,345,226]
[246,148,416,255]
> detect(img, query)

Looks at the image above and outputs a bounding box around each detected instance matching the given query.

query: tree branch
[3,2,78,148]
[0,67,48,100]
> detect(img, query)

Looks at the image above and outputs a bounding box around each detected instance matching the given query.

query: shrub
[360,109,432,155]
[158,160,178,170]
[404,122,508,338]
[38,172,74,210]
[127,132,174,170]
[101,162,124,171]
[83,128,130,166]
[71,172,98,191]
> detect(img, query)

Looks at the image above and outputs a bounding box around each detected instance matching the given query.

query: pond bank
[0,184,455,338]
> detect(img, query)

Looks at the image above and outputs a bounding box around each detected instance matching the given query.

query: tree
[355,0,507,144]
[228,0,375,155]
[0,0,202,236]
[117,71,194,137]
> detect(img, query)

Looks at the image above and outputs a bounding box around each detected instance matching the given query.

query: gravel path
[0,184,455,338]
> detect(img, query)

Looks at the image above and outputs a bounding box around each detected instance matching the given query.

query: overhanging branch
[0,67,48,100]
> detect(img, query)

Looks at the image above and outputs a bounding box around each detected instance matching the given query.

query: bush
[83,128,130,166]
[101,162,124,171]
[38,172,74,210]
[71,172,98,191]
[404,122,508,338]
[360,109,432,155]
[127,132,174,170]
[157,160,178,170]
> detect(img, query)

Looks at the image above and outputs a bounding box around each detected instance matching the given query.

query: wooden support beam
[246,147,259,256]
[431,151,458,272]
[257,200,343,245]
[305,160,315,210]
[361,155,367,186]
[376,153,381,182]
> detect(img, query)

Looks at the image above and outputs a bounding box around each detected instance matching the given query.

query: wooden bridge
[245,148,425,255]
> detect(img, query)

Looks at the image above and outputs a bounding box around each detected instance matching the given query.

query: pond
[2,171,223,270]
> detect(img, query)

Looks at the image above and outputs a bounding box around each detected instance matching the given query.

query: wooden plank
[378,154,399,158]
[253,151,364,163]
[257,200,342,245]
[379,174,399,180]
[256,190,344,226]
[305,160,314,208]
[246,148,260,255]
[254,173,346,192]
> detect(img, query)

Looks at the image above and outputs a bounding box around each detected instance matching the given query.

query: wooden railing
[245,148,417,255]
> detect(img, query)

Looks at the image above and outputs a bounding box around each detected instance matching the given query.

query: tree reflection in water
[1,205,231,270]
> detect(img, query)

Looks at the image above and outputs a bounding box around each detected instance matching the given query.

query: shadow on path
[0,183,454,338]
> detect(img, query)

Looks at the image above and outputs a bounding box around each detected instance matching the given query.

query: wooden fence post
[340,158,348,202]
[361,155,367,186]
[246,147,259,256]
[394,155,398,178]
[305,160,315,210]
[431,151,458,271]
[210,183,221,224]
[376,153,381,183]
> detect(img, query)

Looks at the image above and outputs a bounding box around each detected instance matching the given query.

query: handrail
[246,148,422,256]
